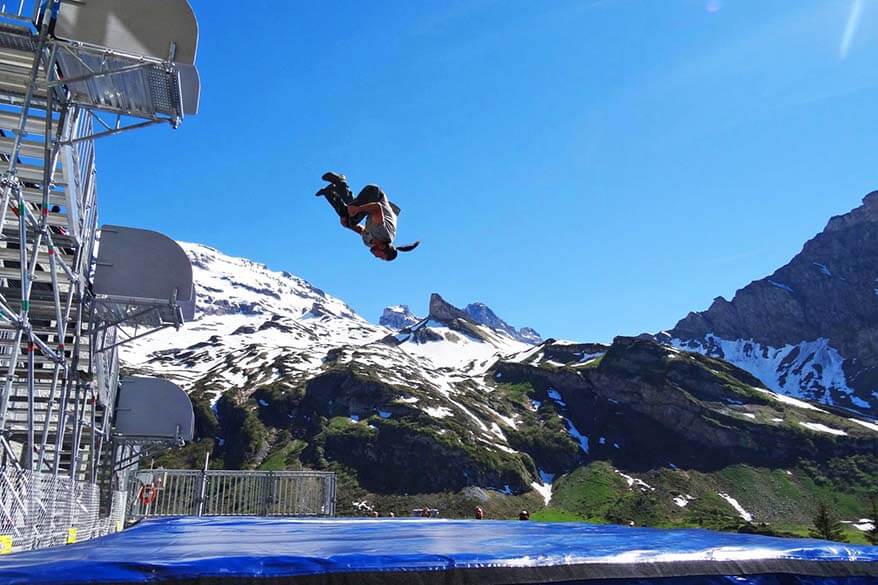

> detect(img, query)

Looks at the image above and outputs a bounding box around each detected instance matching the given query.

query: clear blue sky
[97,0,878,343]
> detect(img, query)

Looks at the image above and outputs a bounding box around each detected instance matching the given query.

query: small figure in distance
[316,171,420,261]
[420,506,431,518]
[518,510,530,521]
[371,510,379,518]
[388,512,395,518]
[474,506,485,520]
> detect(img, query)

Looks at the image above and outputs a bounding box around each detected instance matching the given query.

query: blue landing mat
[1,516,877,584]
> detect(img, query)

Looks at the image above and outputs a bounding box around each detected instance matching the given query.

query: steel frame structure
[0,0,196,550]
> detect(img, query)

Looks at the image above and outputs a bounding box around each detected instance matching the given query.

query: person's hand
[339,216,349,227]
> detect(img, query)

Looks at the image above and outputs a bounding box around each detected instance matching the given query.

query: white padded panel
[179,63,200,115]
[55,0,198,64]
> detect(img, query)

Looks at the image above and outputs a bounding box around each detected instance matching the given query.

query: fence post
[326,473,336,517]
[262,472,274,516]
[195,452,208,517]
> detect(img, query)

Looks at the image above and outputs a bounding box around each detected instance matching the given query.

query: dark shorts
[323,184,386,225]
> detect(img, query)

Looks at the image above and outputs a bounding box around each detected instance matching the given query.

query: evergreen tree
[809,501,848,542]
[866,495,878,546]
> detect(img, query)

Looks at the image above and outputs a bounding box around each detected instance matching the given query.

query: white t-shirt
[361,194,397,247]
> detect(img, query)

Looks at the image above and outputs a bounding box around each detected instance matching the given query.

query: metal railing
[126,469,336,521]
[0,467,125,553]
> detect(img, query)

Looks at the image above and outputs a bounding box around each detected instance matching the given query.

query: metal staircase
[0,0,200,552]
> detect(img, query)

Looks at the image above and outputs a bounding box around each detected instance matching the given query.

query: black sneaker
[321,171,347,185]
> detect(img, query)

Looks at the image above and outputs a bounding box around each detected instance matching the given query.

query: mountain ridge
[125,235,878,537]
[669,191,878,414]
[378,295,541,346]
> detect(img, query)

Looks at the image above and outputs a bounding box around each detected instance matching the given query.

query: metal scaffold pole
[0,0,202,553]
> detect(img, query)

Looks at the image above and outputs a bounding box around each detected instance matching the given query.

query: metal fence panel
[126,469,335,521]
[0,468,125,553]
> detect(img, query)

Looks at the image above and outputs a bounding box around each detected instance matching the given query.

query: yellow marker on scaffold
[66,528,77,544]
[0,535,12,554]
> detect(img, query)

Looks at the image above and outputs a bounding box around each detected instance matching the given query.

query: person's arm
[340,216,364,234]
[347,202,384,225]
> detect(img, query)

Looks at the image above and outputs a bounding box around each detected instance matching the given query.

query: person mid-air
[316,172,419,261]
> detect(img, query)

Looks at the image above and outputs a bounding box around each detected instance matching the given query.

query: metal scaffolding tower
[0,0,200,552]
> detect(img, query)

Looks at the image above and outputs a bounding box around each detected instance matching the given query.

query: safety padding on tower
[114,376,194,444]
[54,0,198,63]
[93,225,195,327]
[52,0,201,117]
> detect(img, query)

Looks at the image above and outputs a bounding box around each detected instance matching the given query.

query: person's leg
[317,179,356,221]
[350,184,383,205]
[318,186,349,219]
[348,185,384,225]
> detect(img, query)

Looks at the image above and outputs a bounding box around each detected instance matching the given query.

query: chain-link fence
[0,468,126,553]
[126,469,336,521]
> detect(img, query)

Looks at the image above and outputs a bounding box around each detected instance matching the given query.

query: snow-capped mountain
[124,241,878,529]
[381,293,531,370]
[669,191,878,414]
[122,243,385,393]
[463,302,542,344]
[122,244,552,471]
[380,300,541,345]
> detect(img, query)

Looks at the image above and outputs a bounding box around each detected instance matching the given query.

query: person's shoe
[315,185,335,197]
[321,171,347,185]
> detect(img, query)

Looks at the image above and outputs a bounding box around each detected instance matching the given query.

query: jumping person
[316,172,419,261]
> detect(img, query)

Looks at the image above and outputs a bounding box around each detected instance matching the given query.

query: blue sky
[98,0,878,343]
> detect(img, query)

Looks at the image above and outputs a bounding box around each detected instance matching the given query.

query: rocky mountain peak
[379,305,421,330]
[669,191,878,413]
[465,303,543,344]
[420,294,541,345]
[518,328,542,344]
[428,293,472,323]
[825,190,878,233]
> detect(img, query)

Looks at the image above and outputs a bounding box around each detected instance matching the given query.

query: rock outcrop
[670,192,878,412]
[379,305,421,330]
[464,302,542,344]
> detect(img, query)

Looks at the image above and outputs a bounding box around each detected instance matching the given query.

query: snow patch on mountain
[752,388,828,413]
[672,335,856,407]
[532,470,554,505]
[673,494,694,508]
[615,471,654,492]
[564,417,589,454]
[799,422,847,436]
[718,493,752,522]
[392,319,529,371]
[849,418,878,432]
